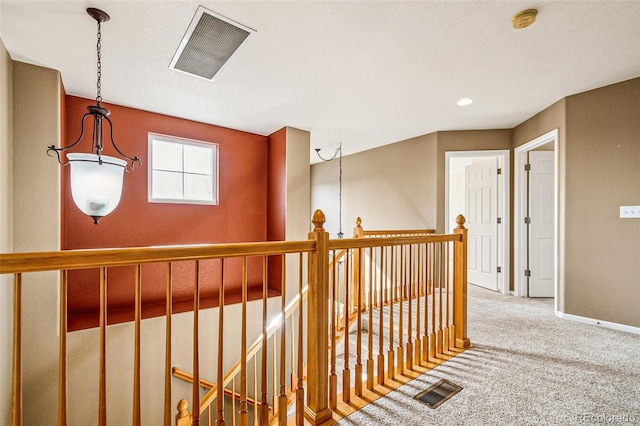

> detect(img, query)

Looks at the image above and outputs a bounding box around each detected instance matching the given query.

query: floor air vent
[414,379,462,409]
[170,6,255,80]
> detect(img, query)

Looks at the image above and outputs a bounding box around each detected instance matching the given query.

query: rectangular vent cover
[414,379,462,409]
[170,6,254,80]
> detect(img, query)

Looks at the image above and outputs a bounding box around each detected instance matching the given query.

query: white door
[528,151,554,297]
[465,158,498,291]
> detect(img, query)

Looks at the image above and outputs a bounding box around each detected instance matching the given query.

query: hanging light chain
[96,19,102,104]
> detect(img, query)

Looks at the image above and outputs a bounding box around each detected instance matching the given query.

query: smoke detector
[170,6,255,80]
[512,9,538,29]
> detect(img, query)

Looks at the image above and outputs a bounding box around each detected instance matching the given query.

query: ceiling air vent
[169,6,255,81]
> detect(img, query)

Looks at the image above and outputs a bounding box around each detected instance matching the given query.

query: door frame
[514,129,559,305]
[445,150,510,295]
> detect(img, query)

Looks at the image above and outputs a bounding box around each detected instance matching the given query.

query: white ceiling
[1,1,639,162]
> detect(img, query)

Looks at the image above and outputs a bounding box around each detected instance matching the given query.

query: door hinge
[524,163,531,171]
[524,269,531,277]
[497,168,502,175]
[497,266,502,273]
[524,216,531,224]
[497,217,502,224]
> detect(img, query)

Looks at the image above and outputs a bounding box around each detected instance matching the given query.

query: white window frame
[148,133,219,205]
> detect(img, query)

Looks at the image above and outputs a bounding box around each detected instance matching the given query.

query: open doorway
[514,129,558,301]
[445,150,510,294]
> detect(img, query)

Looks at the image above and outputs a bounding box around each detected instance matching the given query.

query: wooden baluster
[406,245,413,371]
[423,244,429,363]
[232,377,236,426]
[133,265,142,425]
[216,260,225,425]
[290,314,295,394]
[304,210,332,425]
[454,215,471,349]
[58,270,67,426]
[376,247,385,385]
[355,247,363,397]
[193,261,201,426]
[253,357,259,426]
[437,244,444,355]
[295,254,304,426]
[98,268,108,426]
[278,256,287,426]
[11,273,22,426]
[260,257,269,425]
[444,243,451,351]
[239,258,249,426]
[397,246,405,376]
[387,246,395,380]
[272,337,277,420]
[366,247,374,391]
[415,245,422,366]
[329,250,337,410]
[164,263,173,426]
[342,250,351,403]
[429,244,437,361]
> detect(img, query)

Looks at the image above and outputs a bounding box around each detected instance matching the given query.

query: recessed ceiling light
[457,98,474,106]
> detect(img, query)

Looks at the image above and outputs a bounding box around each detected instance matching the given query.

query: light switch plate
[620,205,640,218]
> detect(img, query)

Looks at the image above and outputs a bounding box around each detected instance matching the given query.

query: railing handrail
[328,234,461,250]
[362,229,435,236]
[0,240,316,274]
[4,211,468,426]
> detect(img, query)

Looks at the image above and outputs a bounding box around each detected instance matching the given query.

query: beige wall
[435,130,512,232]
[11,61,62,424]
[563,78,640,327]
[311,133,438,237]
[0,38,13,426]
[312,79,638,329]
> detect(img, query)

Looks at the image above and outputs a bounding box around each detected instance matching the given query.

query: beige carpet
[338,285,640,425]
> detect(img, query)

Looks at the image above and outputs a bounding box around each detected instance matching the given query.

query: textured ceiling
[1,1,639,161]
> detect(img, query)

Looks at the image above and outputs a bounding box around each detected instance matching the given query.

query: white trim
[445,150,510,295]
[556,311,640,335]
[514,129,559,309]
[148,132,220,205]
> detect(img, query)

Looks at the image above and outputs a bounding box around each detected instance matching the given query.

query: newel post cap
[312,209,326,232]
[456,214,466,229]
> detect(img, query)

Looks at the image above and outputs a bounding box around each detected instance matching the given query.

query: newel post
[305,210,333,425]
[352,217,365,312]
[453,215,471,349]
[353,217,364,238]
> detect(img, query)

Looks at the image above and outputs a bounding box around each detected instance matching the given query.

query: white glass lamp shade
[67,153,127,224]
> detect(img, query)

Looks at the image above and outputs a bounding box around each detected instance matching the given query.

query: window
[148,133,218,204]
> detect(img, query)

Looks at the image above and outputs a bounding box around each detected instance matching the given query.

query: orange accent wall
[63,96,285,330]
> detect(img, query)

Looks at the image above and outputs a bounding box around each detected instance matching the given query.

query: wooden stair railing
[173,216,466,425]
[1,210,468,426]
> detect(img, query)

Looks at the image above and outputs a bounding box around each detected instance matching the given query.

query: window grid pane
[149,134,218,204]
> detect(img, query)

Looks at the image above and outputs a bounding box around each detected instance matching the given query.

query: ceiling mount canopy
[47,8,141,225]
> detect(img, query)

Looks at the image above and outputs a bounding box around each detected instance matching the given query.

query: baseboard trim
[555,311,640,335]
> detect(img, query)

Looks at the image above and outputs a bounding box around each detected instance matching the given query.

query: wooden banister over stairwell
[0,210,469,426]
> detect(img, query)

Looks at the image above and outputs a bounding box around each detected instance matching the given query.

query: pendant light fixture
[47,8,141,224]
[315,143,344,238]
